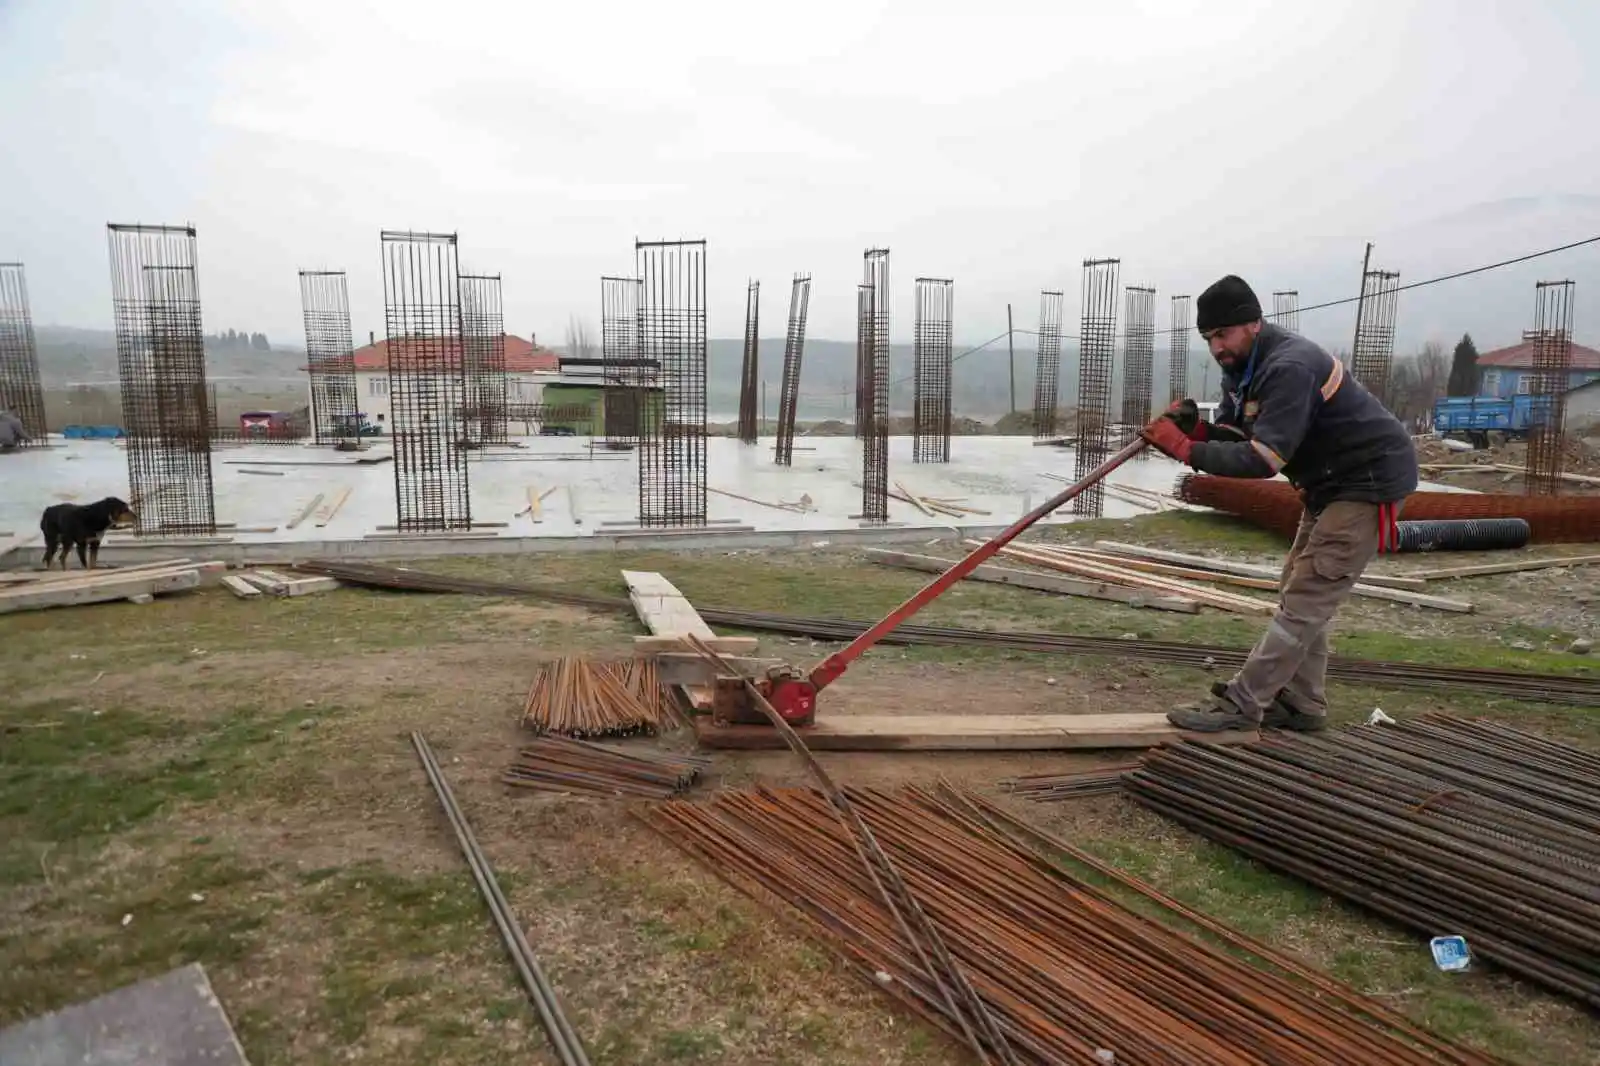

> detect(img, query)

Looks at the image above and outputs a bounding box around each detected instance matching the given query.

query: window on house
[1515,374,1531,395]
[1481,370,1501,394]
[369,377,388,397]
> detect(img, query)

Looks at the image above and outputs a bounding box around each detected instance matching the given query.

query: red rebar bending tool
[715,435,1151,727]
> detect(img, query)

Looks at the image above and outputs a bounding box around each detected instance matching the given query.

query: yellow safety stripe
[1252,439,1286,471]
[1321,356,1345,401]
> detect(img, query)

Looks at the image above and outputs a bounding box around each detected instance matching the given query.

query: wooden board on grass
[864,549,1200,613]
[693,712,1257,751]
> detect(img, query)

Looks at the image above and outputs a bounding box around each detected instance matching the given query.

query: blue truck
[1432,395,1544,447]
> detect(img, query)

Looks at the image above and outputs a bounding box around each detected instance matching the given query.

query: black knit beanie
[1195,275,1263,332]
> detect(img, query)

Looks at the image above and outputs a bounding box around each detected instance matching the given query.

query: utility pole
[1006,303,1016,413]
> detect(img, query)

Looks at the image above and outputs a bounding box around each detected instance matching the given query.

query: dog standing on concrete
[40,497,138,570]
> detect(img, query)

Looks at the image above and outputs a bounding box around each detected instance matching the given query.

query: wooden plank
[892,481,933,517]
[1052,546,1283,590]
[237,572,283,593]
[693,712,1258,751]
[0,562,222,598]
[863,549,1199,613]
[314,487,352,528]
[631,635,762,655]
[287,493,324,530]
[1406,553,1600,581]
[0,558,197,585]
[0,569,201,614]
[277,576,340,597]
[221,575,262,599]
[648,653,782,688]
[623,570,718,640]
[1090,539,1429,592]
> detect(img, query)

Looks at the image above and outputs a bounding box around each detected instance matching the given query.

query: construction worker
[1140,275,1419,733]
[0,408,29,451]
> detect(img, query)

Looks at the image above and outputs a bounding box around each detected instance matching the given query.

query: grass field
[2,511,1597,1064]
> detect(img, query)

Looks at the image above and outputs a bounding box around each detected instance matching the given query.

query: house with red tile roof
[1476,335,1600,398]
[322,333,560,427]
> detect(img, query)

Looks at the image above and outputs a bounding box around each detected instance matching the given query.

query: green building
[538,380,663,436]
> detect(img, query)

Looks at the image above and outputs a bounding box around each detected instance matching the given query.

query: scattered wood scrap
[862,548,1199,613]
[1088,540,1474,613]
[313,487,352,528]
[973,540,1276,615]
[220,575,262,599]
[286,493,324,530]
[624,570,758,709]
[1404,552,1600,581]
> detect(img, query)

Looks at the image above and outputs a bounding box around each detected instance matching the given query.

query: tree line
[207,329,272,350]
[1382,335,1479,429]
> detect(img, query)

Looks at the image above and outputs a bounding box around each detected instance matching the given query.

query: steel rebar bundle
[297,561,1600,707]
[299,270,360,447]
[503,736,708,799]
[1032,290,1065,439]
[1075,259,1120,516]
[1121,285,1156,438]
[643,783,1505,1065]
[1167,294,1191,407]
[380,230,472,532]
[0,263,47,446]
[1177,473,1600,544]
[107,224,216,535]
[522,656,679,737]
[1002,763,1137,802]
[1525,280,1576,496]
[412,732,592,1066]
[637,239,709,527]
[1125,715,1600,1009]
[774,273,811,467]
[737,279,760,445]
[913,277,954,463]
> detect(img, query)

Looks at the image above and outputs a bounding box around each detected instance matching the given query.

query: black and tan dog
[40,497,138,570]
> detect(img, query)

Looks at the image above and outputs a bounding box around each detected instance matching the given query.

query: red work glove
[1141,414,1194,463]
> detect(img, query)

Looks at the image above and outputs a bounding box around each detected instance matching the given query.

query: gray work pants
[1224,501,1388,718]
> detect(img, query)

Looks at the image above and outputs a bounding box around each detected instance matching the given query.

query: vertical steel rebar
[459,272,508,445]
[1271,289,1300,332]
[379,229,472,532]
[1074,258,1121,516]
[738,279,760,444]
[1031,290,1064,439]
[0,263,47,447]
[913,276,954,463]
[107,224,216,535]
[299,270,360,447]
[1120,284,1156,445]
[774,273,811,466]
[636,239,708,527]
[600,275,644,445]
[1167,294,1191,405]
[1525,280,1576,496]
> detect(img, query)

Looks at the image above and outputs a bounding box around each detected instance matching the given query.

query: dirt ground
[3,512,1599,1065]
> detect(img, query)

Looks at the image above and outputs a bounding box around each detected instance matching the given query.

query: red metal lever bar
[805,435,1152,693]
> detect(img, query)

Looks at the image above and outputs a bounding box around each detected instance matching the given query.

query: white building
[337,334,559,429]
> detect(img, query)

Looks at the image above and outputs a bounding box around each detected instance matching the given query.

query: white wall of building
[314,371,545,427]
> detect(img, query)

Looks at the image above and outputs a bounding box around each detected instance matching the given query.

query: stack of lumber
[522,656,681,737]
[891,481,991,518]
[0,559,224,614]
[223,568,340,599]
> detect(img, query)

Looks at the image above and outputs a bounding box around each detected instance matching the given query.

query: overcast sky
[3,0,1599,353]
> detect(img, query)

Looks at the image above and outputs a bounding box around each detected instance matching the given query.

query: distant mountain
[33,326,304,387]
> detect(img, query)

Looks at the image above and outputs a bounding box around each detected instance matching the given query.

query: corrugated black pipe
[1397,518,1532,553]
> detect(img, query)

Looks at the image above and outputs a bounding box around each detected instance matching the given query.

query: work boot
[1167,690,1262,733]
[1209,683,1327,732]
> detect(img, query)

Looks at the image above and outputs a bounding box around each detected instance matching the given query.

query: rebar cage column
[856,248,889,440]
[1271,290,1300,332]
[1168,295,1191,405]
[1032,290,1065,438]
[737,280,760,444]
[0,263,47,446]
[1525,280,1576,496]
[459,273,508,445]
[107,224,216,535]
[380,230,472,532]
[636,239,708,527]
[773,273,811,466]
[1074,258,1121,516]
[1121,285,1156,438]
[1351,267,1401,404]
[912,277,953,463]
[858,283,888,522]
[601,275,643,445]
[299,270,360,446]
